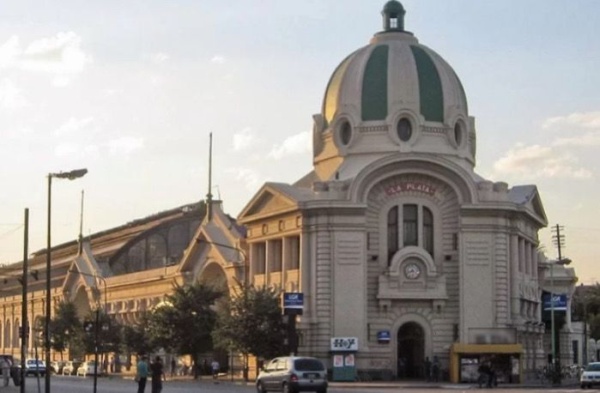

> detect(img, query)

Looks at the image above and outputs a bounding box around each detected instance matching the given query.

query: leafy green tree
[213,282,286,378]
[122,313,156,356]
[572,284,600,339]
[81,309,119,355]
[50,301,83,360]
[148,282,222,377]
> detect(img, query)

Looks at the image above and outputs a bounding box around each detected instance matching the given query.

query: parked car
[24,359,46,377]
[62,360,82,376]
[256,356,328,393]
[0,354,21,386]
[77,360,103,377]
[580,362,600,388]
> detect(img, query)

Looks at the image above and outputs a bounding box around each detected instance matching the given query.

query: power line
[0,224,23,240]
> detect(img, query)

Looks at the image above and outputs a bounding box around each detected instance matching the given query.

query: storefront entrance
[397,322,425,379]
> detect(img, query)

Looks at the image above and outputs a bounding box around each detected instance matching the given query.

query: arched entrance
[397,322,425,379]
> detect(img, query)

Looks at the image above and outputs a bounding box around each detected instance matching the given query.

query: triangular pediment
[528,192,547,225]
[509,185,548,226]
[238,183,300,220]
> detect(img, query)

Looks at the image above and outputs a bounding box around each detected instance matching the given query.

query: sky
[1,1,599,283]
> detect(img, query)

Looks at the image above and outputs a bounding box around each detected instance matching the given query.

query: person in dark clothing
[424,357,432,381]
[478,361,490,388]
[150,356,165,393]
[431,356,440,382]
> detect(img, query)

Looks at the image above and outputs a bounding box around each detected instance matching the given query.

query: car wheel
[256,381,267,393]
[317,389,327,393]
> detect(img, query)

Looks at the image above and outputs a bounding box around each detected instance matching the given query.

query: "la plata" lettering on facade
[385,181,437,196]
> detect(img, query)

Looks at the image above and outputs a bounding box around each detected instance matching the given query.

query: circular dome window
[396,118,412,142]
[339,121,352,146]
[454,122,464,146]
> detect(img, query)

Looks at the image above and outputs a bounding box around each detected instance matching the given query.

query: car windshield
[586,363,600,372]
[294,359,324,371]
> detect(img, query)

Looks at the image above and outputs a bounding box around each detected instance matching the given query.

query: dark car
[0,354,22,386]
[256,356,327,393]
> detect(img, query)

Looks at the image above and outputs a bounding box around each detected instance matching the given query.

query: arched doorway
[397,322,425,379]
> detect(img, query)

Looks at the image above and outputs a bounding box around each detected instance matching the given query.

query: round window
[396,118,412,142]
[454,122,463,146]
[340,121,352,146]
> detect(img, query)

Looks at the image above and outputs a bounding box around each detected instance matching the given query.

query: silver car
[256,356,327,393]
[581,362,600,388]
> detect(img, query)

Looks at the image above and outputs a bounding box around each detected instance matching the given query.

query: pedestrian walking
[170,358,176,378]
[424,357,432,382]
[135,355,149,393]
[150,356,165,393]
[211,359,220,380]
[0,357,9,387]
[431,356,440,382]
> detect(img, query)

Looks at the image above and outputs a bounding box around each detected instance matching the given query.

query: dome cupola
[382,1,406,32]
[312,1,476,181]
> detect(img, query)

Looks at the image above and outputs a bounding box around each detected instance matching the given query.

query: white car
[580,362,600,389]
[24,359,46,377]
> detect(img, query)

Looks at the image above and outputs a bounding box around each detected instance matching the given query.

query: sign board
[283,292,304,315]
[330,337,358,352]
[377,330,391,344]
[542,293,567,311]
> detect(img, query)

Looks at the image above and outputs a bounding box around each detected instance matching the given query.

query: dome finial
[382,1,406,32]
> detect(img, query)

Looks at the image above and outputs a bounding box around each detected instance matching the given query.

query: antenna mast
[207,132,213,221]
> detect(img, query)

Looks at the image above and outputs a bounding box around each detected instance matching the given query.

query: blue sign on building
[283,292,304,315]
[542,293,567,311]
[377,330,391,344]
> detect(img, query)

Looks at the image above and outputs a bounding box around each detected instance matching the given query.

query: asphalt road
[2,376,586,393]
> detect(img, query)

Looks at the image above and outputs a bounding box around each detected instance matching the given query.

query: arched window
[423,207,433,256]
[403,204,418,246]
[147,234,167,269]
[386,203,435,260]
[167,223,189,261]
[387,206,399,265]
[128,241,146,272]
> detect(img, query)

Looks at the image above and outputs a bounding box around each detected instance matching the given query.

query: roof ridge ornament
[382,0,406,32]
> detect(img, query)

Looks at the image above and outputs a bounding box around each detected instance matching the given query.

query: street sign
[283,292,304,315]
[542,293,567,311]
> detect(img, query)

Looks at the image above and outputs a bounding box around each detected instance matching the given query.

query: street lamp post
[45,168,87,393]
[548,257,571,385]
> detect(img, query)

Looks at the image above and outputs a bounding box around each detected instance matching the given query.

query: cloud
[227,167,262,191]
[107,136,144,156]
[553,132,600,147]
[146,52,170,63]
[54,117,94,137]
[493,143,592,179]
[211,55,225,64]
[0,78,28,110]
[232,127,258,151]
[0,32,91,84]
[268,131,311,160]
[543,111,600,130]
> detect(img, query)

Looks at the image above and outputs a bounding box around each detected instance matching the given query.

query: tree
[148,282,222,377]
[122,313,156,357]
[81,309,121,356]
[50,301,84,360]
[572,284,600,340]
[213,281,286,379]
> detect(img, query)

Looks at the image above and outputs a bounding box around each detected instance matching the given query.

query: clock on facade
[404,263,421,279]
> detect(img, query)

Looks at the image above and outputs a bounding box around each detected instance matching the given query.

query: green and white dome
[313,1,476,180]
